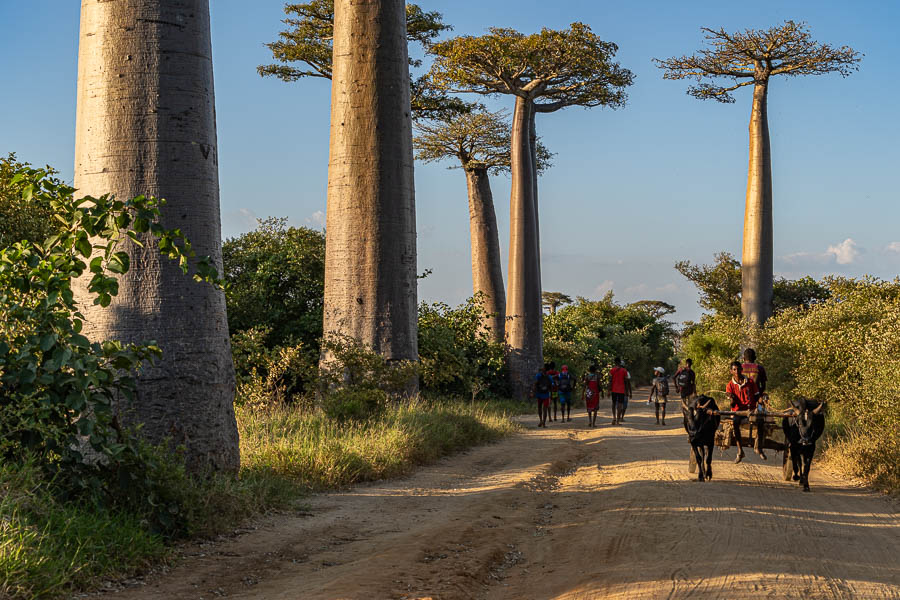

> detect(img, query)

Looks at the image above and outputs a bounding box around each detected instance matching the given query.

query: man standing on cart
[725,361,763,463]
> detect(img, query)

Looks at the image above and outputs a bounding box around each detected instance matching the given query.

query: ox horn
[813,400,826,414]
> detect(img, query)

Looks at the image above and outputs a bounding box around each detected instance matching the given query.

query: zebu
[683,395,720,481]
[782,397,826,492]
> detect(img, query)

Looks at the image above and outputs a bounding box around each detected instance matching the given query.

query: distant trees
[414,109,552,341]
[258,0,464,117]
[428,23,633,397]
[676,252,831,318]
[0,153,57,249]
[657,21,861,325]
[542,292,573,315]
[322,0,418,372]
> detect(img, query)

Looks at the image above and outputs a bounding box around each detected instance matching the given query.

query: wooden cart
[688,409,795,481]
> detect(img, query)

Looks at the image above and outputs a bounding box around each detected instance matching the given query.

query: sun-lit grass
[237,397,522,490]
[1,397,523,598]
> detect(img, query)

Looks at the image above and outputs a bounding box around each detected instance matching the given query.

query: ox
[782,398,826,492]
[682,395,720,482]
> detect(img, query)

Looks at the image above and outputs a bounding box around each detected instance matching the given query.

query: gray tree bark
[74,0,239,473]
[528,111,543,300]
[506,97,542,399]
[322,0,418,368]
[464,167,505,343]
[741,80,773,325]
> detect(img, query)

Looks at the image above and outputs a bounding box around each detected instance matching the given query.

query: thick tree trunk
[506,97,542,399]
[464,167,505,342]
[529,110,543,300]
[323,0,418,370]
[73,0,238,473]
[741,81,774,325]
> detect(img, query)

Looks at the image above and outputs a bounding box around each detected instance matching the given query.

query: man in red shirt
[725,361,759,463]
[608,357,632,426]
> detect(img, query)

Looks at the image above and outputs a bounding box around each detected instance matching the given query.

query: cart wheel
[689,448,697,473]
[782,446,793,481]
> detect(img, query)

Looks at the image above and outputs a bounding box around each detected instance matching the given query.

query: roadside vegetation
[679,255,900,494]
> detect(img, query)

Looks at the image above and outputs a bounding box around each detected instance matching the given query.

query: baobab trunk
[741,80,774,325]
[74,0,239,473]
[506,97,542,399]
[323,0,418,369]
[464,167,505,342]
[529,111,543,299]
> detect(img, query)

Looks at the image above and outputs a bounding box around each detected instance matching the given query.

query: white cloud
[221,207,258,238]
[782,238,863,267]
[826,238,862,265]
[886,242,900,253]
[305,210,325,228]
[655,283,680,294]
[594,280,614,296]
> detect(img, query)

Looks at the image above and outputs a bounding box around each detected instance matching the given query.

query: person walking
[547,361,560,422]
[557,365,574,422]
[532,363,552,428]
[609,357,632,425]
[674,358,696,400]
[648,367,670,425]
[582,364,602,427]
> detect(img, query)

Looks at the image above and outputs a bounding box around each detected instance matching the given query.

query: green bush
[321,387,388,422]
[680,277,900,492]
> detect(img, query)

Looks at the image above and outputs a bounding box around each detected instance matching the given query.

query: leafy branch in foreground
[0,164,222,531]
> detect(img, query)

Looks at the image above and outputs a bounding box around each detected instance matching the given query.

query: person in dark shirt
[674,358,696,399]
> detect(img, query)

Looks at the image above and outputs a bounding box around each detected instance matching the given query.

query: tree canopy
[428,22,634,109]
[223,217,325,351]
[258,1,464,118]
[654,20,861,103]
[541,291,573,314]
[413,108,553,174]
[0,154,59,249]
[676,252,831,318]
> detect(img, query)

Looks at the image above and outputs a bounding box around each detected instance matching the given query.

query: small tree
[542,292,573,315]
[428,23,634,397]
[258,0,464,117]
[414,109,552,340]
[657,21,861,324]
[0,153,58,249]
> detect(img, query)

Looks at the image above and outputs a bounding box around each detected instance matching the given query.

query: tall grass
[1,397,522,598]
[238,398,521,490]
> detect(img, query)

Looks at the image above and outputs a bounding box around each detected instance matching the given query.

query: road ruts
[103,388,900,600]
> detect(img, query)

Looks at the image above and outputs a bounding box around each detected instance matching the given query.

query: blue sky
[2,1,899,323]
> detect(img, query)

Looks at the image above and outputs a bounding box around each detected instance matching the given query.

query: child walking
[647,367,669,425]
[557,365,574,422]
[582,364,602,427]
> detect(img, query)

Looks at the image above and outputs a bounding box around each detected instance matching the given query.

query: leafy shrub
[417,294,508,398]
[0,153,59,249]
[543,293,678,384]
[680,277,900,492]
[321,387,388,422]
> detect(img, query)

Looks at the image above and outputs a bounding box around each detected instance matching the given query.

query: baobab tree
[73,0,238,472]
[322,0,418,369]
[657,21,861,324]
[414,109,552,341]
[542,292,573,315]
[258,0,464,117]
[428,24,634,396]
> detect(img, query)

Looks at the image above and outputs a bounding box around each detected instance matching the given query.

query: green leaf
[39,333,56,352]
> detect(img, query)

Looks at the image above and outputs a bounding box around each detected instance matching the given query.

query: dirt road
[108,393,900,599]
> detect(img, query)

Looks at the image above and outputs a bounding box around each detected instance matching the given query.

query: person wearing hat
[648,367,670,425]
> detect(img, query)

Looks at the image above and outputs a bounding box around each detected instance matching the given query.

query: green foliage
[681,277,900,492]
[0,164,222,534]
[543,293,678,385]
[656,21,861,103]
[542,291,573,314]
[428,22,634,111]
[414,107,553,174]
[223,218,325,351]
[676,252,831,318]
[417,295,509,399]
[0,154,59,249]
[321,387,388,423]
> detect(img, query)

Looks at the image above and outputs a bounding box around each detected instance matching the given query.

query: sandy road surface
[106,391,900,599]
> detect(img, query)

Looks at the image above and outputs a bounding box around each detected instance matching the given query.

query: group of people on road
[531,349,768,446]
[532,357,634,428]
